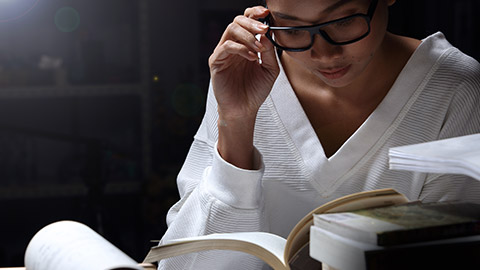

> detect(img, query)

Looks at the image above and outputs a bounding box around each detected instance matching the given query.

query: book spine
[377,222,480,246]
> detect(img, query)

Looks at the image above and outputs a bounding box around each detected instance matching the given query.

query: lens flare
[54,7,80,33]
[0,0,39,22]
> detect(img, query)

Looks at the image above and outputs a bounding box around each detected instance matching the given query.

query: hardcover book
[310,226,480,270]
[313,201,480,246]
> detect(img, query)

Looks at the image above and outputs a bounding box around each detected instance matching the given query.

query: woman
[158,0,480,269]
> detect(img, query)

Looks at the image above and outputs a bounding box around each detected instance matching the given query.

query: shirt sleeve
[419,51,480,203]
[157,82,268,270]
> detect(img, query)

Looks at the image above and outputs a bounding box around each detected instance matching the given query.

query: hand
[208,6,280,169]
[209,6,279,122]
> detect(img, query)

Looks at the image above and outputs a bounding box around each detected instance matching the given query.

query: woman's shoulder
[422,32,479,76]
[439,47,480,94]
[410,32,479,94]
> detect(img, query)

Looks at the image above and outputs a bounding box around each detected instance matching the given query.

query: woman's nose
[309,34,343,61]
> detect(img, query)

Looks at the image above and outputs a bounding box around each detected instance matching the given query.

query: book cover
[313,201,480,246]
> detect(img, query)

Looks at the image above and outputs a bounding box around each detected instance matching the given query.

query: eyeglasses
[264,0,378,52]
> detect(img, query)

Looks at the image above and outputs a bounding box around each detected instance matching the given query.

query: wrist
[217,116,257,170]
[217,106,258,123]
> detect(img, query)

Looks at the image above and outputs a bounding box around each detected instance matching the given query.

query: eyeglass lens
[270,15,369,49]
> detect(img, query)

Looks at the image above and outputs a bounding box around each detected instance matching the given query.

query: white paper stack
[388,133,480,181]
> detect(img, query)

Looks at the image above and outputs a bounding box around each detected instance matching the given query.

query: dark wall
[388,0,479,61]
[0,0,478,267]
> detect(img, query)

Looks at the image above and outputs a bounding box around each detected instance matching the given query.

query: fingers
[219,14,268,48]
[210,6,275,70]
[211,7,271,65]
[224,18,266,52]
[244,6,269,19]
[211,39,258,66]
[256,34,277,68]
[219,6,270,49]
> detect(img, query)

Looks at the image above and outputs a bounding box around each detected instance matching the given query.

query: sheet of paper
[24,220,142,270]
[389,133,480,180]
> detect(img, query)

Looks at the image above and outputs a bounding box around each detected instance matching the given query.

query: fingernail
[256,24,268,31]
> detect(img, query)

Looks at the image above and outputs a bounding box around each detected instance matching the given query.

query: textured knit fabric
[157,32,480,270]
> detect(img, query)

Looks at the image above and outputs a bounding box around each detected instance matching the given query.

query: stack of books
[310,201,480,270]
[309,133,480,270]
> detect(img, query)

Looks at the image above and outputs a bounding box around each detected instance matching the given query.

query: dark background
[0,0,478,267]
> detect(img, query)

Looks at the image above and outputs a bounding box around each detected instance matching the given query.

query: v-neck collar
[268,32,452,196]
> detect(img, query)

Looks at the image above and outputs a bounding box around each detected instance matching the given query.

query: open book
[389,133,480,180]
[143,188,409,270]
[23,220,156,270]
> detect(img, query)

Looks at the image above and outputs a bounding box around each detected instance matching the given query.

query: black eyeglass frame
[263,0,378,52]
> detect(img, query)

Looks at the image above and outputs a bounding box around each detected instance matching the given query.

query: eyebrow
[271,0,354,22]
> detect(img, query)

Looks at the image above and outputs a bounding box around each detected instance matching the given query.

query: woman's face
[266,0,393,88]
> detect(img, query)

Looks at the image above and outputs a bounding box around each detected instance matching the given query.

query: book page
[145,232,286,269]
[389,133,480,180]
[171,231,286,262]
[24,220,143,270]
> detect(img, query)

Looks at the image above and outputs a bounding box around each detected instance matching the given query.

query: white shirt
[158,32,480,270]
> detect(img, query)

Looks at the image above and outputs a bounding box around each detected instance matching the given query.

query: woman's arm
[157,85,268,270]
[158,6,282,269]
[209,6,279,170]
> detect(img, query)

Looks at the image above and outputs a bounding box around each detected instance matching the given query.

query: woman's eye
[284,29,302,35]
[334,18,354,27]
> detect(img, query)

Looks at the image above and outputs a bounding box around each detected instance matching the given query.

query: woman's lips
[319,65,351,79]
